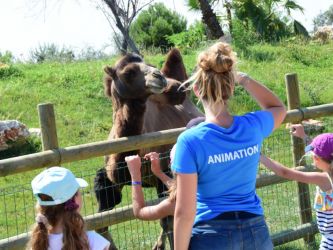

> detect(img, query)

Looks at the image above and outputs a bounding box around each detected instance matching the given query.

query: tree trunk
[225,2,232,33]
[103,0,141,55]
[121,38,128,55]
[198,0,224,39]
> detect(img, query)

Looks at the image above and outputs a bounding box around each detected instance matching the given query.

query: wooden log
[285,73,315,245]
[0,128,183,177]
[0,103,333,177]
[38,103,59,151]
[271,222,319,246]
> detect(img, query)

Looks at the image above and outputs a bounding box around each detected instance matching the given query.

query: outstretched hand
[144,152,162,177]
[125,155,142,179]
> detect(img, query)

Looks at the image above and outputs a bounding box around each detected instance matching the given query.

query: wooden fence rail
[1,103,333,177]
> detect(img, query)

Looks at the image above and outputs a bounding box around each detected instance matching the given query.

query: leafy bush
[166,21,206,53]
[76,46,109,61]
[0,136,41,160]
[29,43,75,63]
[130,3,187,51]
[0,64,22,79]
[231,18,261,52]
[0,51,14,64]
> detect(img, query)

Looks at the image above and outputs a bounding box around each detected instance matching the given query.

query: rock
[29,128,42,137]
[0,120,30,151]
[313,26,333,43]
[302,119,325,135]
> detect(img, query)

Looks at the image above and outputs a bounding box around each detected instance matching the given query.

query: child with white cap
[261,125,333,250]
[28,167,110,250]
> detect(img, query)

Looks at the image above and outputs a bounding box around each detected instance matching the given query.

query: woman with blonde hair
[171,42,286,249]
[28,167,110,250]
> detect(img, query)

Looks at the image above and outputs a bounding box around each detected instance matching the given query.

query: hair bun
[212,55,233,73]
[198,42,235,74]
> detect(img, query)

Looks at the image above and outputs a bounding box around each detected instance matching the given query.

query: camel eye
[122,64,140,80]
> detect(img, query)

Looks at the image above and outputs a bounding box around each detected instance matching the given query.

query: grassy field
[0,40,333,249]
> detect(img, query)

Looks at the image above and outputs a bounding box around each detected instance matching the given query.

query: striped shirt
[314,173,333,249]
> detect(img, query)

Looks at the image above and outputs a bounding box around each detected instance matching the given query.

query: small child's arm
[145,152,173,188]
[126,154,174,220]
[260,154,326,187]
[125,155,146,219]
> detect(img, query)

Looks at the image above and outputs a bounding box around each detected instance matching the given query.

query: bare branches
[98,0,154,54]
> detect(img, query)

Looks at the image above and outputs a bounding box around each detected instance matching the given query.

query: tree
[98,0,154,54]
[130,3,187,50]
[313,5,333,31]
[233,0,308,41]
[187,0,224,39]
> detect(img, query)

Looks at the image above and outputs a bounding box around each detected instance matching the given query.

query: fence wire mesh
[0,117,332,249]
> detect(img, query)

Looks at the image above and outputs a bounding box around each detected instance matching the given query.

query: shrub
[231,18,261,52]
[166,21,206,53]
[76,46,109,61]
[0,136,41,160]
[29,43,75,63]
[130,3,187,51]
[0,64,22,79]
[0,51,14,64]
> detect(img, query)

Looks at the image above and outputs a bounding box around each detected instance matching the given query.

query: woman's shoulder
[241,110,273,120]
[240,110,274,133]
[86,231,110,250]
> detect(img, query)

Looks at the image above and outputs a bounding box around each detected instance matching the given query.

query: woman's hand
[235,72,250,86]
[125,155,142,180]
[145,152,162,177]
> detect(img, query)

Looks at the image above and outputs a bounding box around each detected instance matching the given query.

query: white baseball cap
[31,167,88,206]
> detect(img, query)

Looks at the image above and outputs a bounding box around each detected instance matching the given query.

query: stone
[0,120,30,151]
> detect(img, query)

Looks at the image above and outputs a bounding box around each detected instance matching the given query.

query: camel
[94,49,202,250]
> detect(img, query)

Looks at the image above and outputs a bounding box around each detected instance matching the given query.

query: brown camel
[94,49,202,250]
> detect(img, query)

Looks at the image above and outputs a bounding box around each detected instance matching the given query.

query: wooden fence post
[285,73,315,246]
[38,103,59,151]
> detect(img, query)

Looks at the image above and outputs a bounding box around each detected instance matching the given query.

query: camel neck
[113,99,146,138]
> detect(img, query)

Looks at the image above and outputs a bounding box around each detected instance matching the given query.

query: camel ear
[104,66,116,79]
[103,66,115,98]
[161,48,188,82]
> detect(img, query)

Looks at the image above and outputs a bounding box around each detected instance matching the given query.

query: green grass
[1,40,333,249]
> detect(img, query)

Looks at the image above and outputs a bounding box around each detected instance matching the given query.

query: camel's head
[104,53,185,105]
[104,53,169,100]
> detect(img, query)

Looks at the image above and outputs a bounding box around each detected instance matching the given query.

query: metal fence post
[285,73,315,246]
[38,103,59,151]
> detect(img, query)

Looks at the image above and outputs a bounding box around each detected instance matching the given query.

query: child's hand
[260,154,268,163]
[125,155,142,178]
[144,152,162,176]
[290,124,306,139]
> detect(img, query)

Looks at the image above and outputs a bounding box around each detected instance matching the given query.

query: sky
[0,0,332,60]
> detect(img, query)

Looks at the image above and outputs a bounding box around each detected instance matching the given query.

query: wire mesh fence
[0,117,332,249]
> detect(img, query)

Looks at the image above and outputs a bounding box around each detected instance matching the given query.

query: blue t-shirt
[171,110,274,225]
